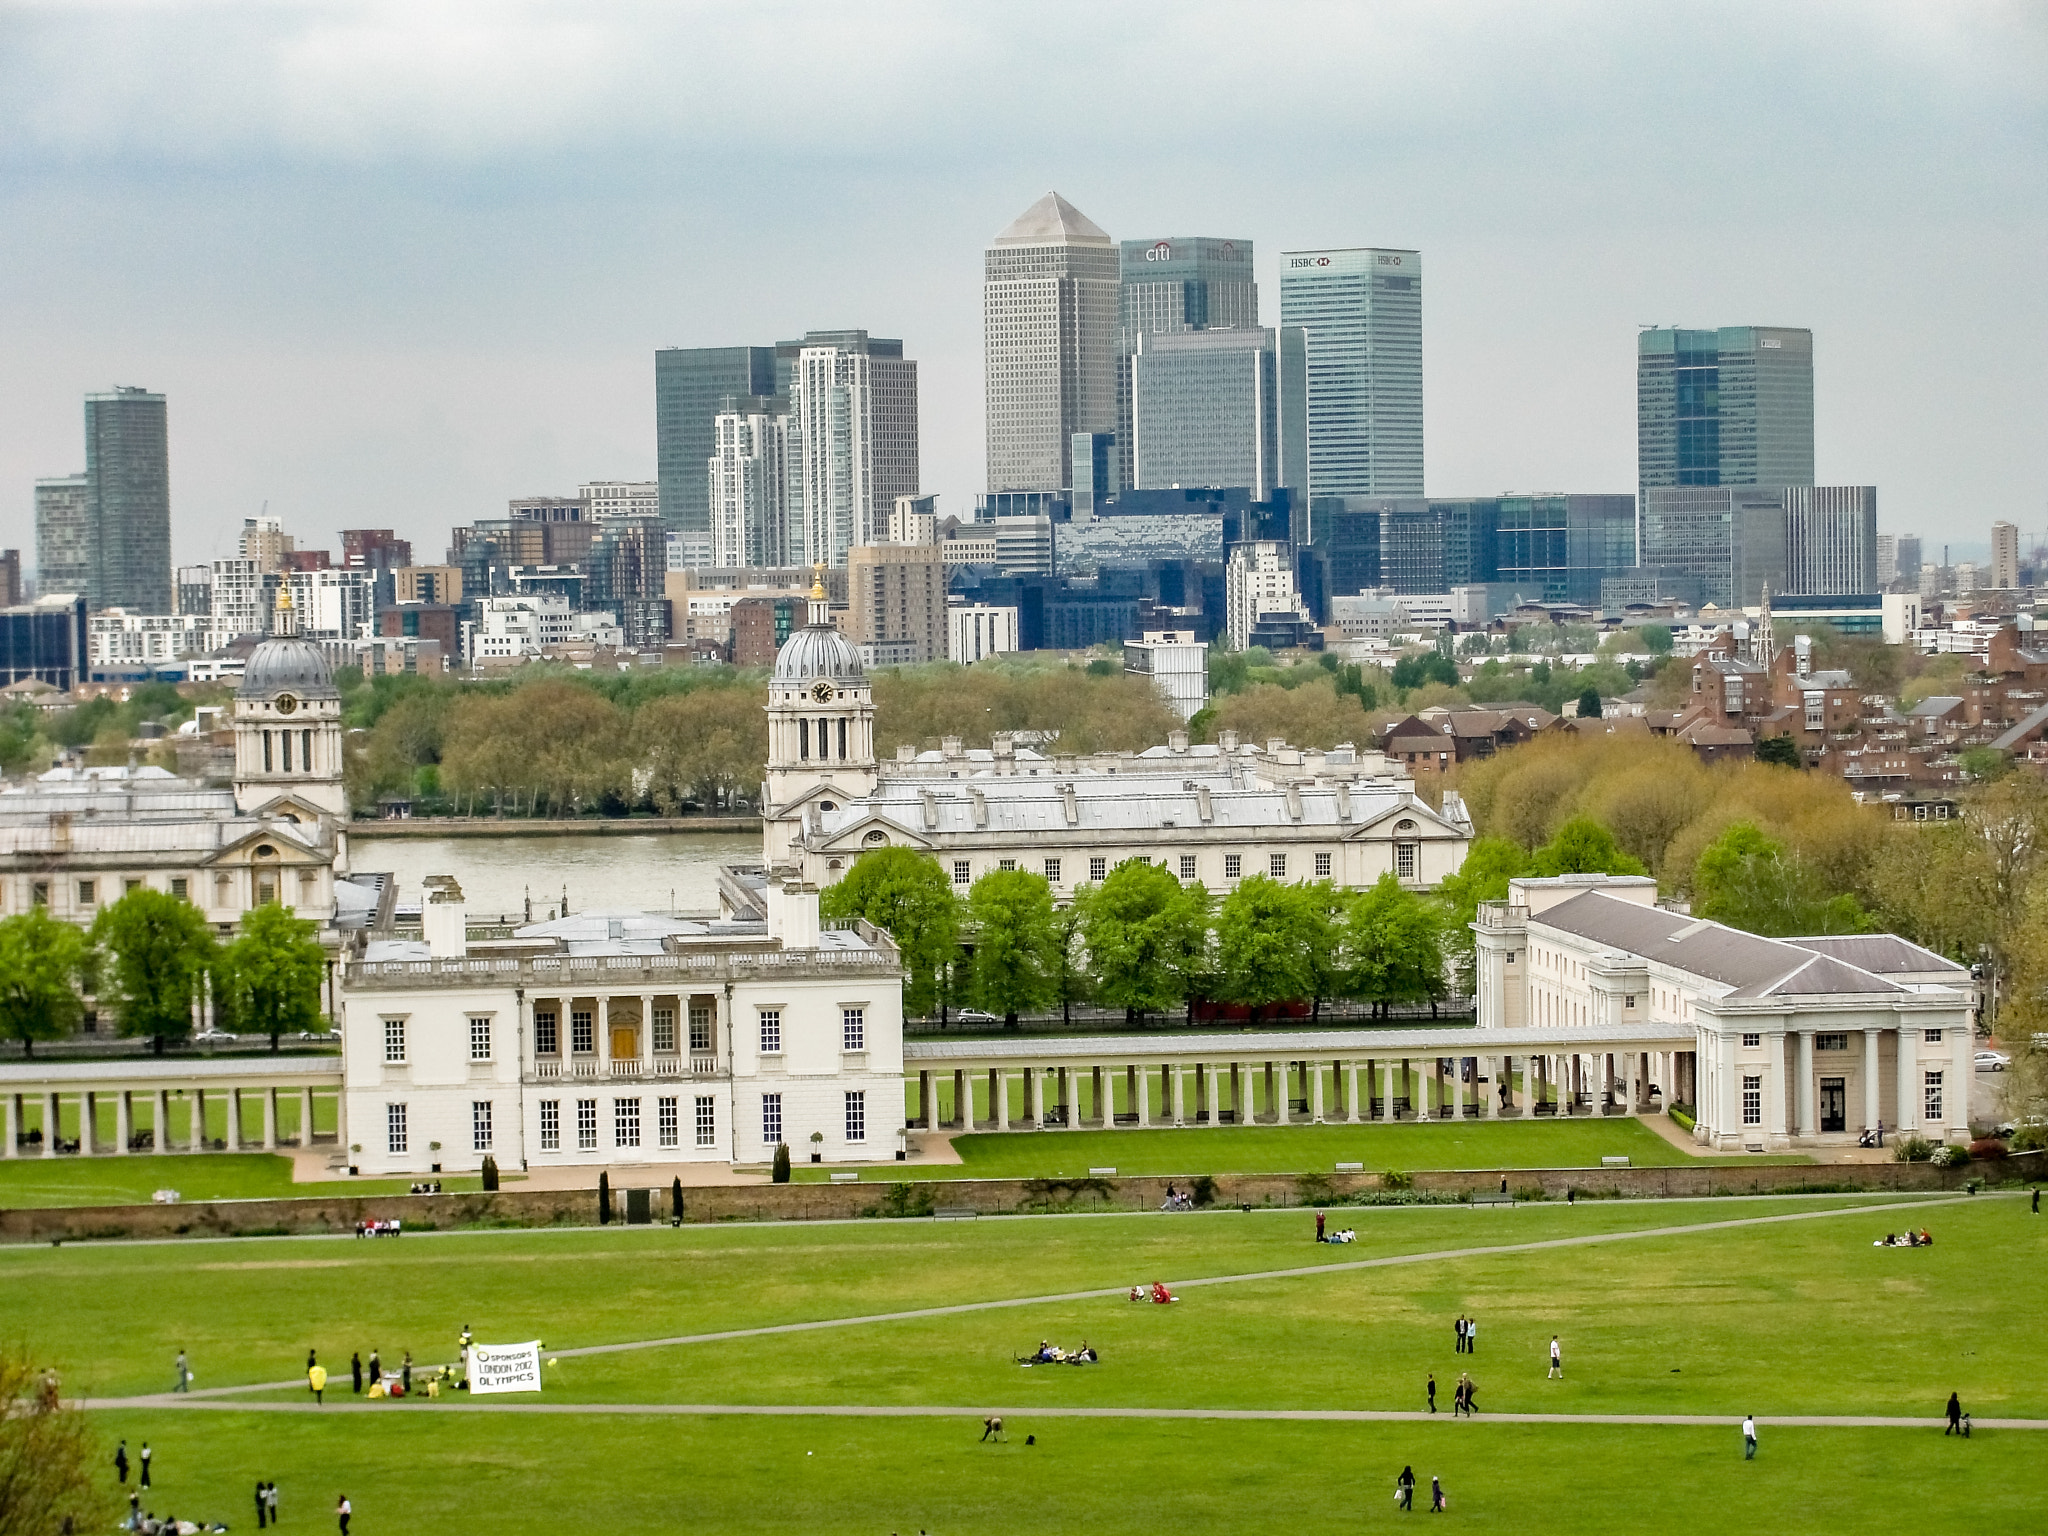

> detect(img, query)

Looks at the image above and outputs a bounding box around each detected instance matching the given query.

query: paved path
[94,1192,1985,1408]
[91,1398,2048,1431]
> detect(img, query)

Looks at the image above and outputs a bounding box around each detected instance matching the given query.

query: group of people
[252,1482,280,1528]
[1128,1281,1177,1304]
[1311,1211,1357,1244]
[1874,1227,1935,1247]
[1453,1315,1478,1354]
[119,1501,224,1535]
[307,1345,427,1403]
[1017,1340,1099,1366]
[1159,1185,1195,1212]
[354,1218,403,1238]
[1393,1466,1447,1512]
[406,1180,444,1194]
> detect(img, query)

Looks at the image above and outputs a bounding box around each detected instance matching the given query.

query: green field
[14,1189,2047,1531]
[0,1153,481,1208]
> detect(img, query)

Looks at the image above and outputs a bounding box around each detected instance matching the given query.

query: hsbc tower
[1279,247,1423,498]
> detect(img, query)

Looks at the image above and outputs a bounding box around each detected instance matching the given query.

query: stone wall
[3,1153,2032,1244]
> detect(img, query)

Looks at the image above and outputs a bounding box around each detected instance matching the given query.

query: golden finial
[810,562,827,602]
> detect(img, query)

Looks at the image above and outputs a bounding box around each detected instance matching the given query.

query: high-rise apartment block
[1130,326,1307,501]
[1784,487,1878,596]
[1636,326,1813,495]
[849,542,947,665]
[984,193,1118,493]
[0,550,19,607]
[1991,521,2021,590]
[341,529,412,570]
[787,331,919,567]
[34,474,91,597]
[239,515,294,572]
[83,387,173,612]
[656,345,778,557]
[581,481,659,521]
[1116,236,1258,489]
[1226,540,1314,650]
[708,399,792,569]
[1279,249,1423,497]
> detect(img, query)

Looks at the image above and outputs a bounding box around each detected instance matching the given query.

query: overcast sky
[3,0,2043,575]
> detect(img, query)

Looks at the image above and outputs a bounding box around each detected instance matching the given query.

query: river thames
[350,831,762,917]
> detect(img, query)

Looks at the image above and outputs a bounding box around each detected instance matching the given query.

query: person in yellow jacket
[308,1362,328,1404]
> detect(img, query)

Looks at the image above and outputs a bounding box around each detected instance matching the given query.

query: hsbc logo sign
[1376,254,1404,266]
[1289,256,1332,268]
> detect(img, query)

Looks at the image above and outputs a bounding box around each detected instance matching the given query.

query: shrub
[871,1182,936,1219]
[1189,1175,1219,1207]
[1668,1102,1696,1133]
[671,1176,685,1222]
[2009,1123,2048,1153]
[480,1155,499,1191]
[771,1142,792,1184]
[597,1170,612,1223]
[1382,1168,1414,1190]
[1892,1136,1936,1163]
[1931,1144,1971,1168]
[1295,1172,1336,1205]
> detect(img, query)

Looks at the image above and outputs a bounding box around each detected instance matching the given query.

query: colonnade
[909,1046,1695,1130]
[2,1071,344,1157]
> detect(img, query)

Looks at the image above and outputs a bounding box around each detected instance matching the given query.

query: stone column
[1091,1065,1105,1128]
[1764,1033,1789,1141]
[1895,1030,1916,1135]
[1862,1031,1881,1135]
[1311,1061,1326,1123]
[3,1094,16,1158]
[1381,1060,1397,1121]
[300,1085,315,1147]
[1028,1068,1044,1129]
[117,1091,133,1156]
[42,1091,58,1157]
[1346,1061,1362,1124]
[1794,1032,1814,1137]
[1482,1058,1498,1119]
[1171,1062,1186,1127]
[264,1088,278,1150]
[1133,1066,1149,1129]
[77,1093,95,1156]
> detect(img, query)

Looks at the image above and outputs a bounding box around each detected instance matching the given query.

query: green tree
[1693,822,1868,937]
[90,888,216,1054]
[0,908,91,1057]
[1215,876,1329,1024]
[0,1348,120,1535]
[1528,816,1649,878]
[1077,859,1210,1025]
[1639,624,1674,654]
[1958,745,2012,782]
[770,1142,791,1183]
[1345,873,1447,1016]
[821,848,959,1018]
[1754,733,1803,769]
[212,901,328,1051]
[1575,687,1603,720]
[965,869,1057,1026]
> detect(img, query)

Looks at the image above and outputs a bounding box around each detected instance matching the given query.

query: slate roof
[1783,934,1970,977]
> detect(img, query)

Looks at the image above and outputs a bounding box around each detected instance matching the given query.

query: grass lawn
[0,1152,481,1209]
[805,1117,1796,1180]
[25,1192,2044,1532]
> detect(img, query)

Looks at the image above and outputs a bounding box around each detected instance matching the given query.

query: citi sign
[1144,241,1173,262]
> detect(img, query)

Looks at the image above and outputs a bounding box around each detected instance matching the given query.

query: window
[1396,842,1418,879]
[535,1009,559,1055]
[953,860,971,886]
[845,1090,867,1143]
[1741,1033,1761,1048]
[1816,1033,1848,1052]
[842,1007,865,1051]
[688,1003,712,1052]
[539,1100,560,1151]
[1923,1029,1943,1044]
[31,881,48,906]
[1741,1075,1762,1126]
[124,878,141,894]
[1089,856,1107,882]
[759,1009,782,1053]
[1178,854,1197,881]
[1043,857,1061,883]
[77,880,96,905]
[469,1017,492,1061]
[576,1099,598,1151]
[1507,951,1518,963]
[1269,853,1287,878]
[1924,1071,1943,1120]
[472,1100,493,1152]
[998,858,1016,871]
[170,877,189,900]
[1315,852,1332,879]
[386,1102,408,1153]
[652,1007,676,1053]
[1624,995,1637,1009]
[695,1095,716,1147]
[383,1018,407,1063]
[762,1093,783,1145]
[571,1009,594,1054]
[657,1096,679,1148]
[1224,854,1242,880]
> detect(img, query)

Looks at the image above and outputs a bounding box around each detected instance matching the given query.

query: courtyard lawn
[0,1152,482,1209]
[76,1411,2044,1536]
[811,1117,1796,1180]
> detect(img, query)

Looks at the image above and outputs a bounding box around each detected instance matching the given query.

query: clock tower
[762,569,877,866]
[232,586,348,819]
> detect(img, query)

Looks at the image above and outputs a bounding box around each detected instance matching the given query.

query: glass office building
[1637,326,1813,494]
[1639,486,1792,608]
[82,387,172,613]
[1494,494,1639,606]
[656,345,777,548]
[1115,235,1258,489]
[34,474,91,599]
[1130,327,1307,502]
[1279,248,1422,497]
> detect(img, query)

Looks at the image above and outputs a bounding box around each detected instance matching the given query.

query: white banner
[467,1341,542,1395]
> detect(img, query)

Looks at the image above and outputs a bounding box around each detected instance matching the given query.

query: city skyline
[3,3,2042,574]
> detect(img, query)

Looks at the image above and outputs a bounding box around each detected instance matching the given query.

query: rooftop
[992,191,1111,247]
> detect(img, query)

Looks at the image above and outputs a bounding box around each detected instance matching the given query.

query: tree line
[820,846,1453,1027]
[0,891,326,1058]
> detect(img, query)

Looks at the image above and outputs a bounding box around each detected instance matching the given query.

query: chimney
[920,789,939,831]
[1168,728,1189,752]
[422,874,466,960]
[1268,738,1286,756]
[969,786,989,829]
[768,878,819,949]
[993,733,1015,760]
[1061,783,1079,826]
[896,744,915,762]
[941,735,963,758]
[1219,730,1240,751]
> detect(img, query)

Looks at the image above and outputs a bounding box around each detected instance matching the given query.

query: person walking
[401,1351,413,1395]
[257,1480,270,1529]
[366,1348,381,1389]
[2033,1188,2039,1215]
[173,1349,190,1393]
[309,1361,327,1404]
[1742,1415,1757,1460]
[1453,1316,1464,1354]
[350,1352,363,1394]
[1946,1393,1963,1435]
[336,1494,351,1535]
[1430,1475,1445,1513]
[1395,1466,1416,1511]
[1549,1336,1563,1379]
[114,1440,129,1484]
[1427,1373,1437,1413]
[139,1443,153,1489]
[306,1349,316,1373]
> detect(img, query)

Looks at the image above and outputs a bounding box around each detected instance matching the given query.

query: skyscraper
[983,192,1118,493]
[1279,248,1423,497]
[1116,236,1258,488]
[655,345,777,558]
[1130,327,1307,501]
[34,474,91,597]
[60,387,173,613]
[1991,521,2020,590]
[783,331,918,568]
[1639,486,1792,608]
[707,397,792,569]
[1636,326,1814,495]
[1784,486,1878,595]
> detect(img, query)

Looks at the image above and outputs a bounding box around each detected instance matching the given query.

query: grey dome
[773,623,865,684]
[238,636,340,701]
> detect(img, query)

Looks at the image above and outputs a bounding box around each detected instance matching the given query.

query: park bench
[1334,1162,1364,1173]
[933,1206,978,1220]
[1469,1191,1516,1206]
[1744,1142,1766,1154]
[829,1171,859,1183]
[1601,1156,1631,1168]
[1089,1167,1117,1176]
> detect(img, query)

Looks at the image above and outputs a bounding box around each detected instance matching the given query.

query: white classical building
[1472,875,1976,1149]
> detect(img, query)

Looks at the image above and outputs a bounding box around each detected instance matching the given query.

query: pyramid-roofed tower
[992,191,1112,247]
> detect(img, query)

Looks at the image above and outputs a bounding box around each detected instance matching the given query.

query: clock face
[274,693,299,716]
[810,681,835,703]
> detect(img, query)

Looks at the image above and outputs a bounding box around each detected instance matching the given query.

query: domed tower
[762,569,876,865]
[233,587,346,819]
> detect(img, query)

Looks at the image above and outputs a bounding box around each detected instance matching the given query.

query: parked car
[1975,1050,2010,1073]
[951,1009,1001,1025]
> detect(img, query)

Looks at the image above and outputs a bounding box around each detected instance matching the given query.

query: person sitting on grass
[1070,1342,1097,1363]
[1920,1227,1933,1246]
[1330,1228,1357,1244]
[1128,1285,1145,1302]
[1150,1281,1177,1304]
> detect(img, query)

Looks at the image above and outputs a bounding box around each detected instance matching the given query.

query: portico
[1,1055,344,1158]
